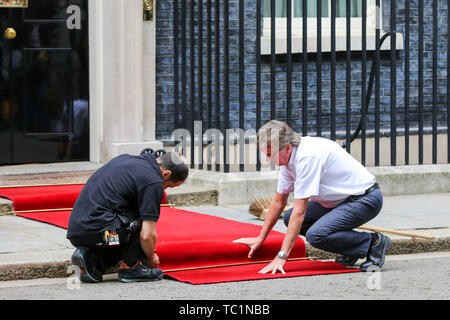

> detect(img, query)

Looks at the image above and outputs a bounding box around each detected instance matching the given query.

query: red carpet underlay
[0,185,359,284]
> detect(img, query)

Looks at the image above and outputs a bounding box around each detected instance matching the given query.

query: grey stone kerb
[186,164,450,205]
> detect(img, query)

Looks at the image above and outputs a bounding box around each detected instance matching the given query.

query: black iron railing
[170,0,450,172]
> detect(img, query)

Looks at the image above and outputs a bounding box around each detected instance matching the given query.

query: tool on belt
[69,215,144,248]
[102,214,143,246]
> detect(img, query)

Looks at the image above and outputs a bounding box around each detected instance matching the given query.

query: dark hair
[157,152,189,182]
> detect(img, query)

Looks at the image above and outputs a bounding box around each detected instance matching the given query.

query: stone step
[165,184,218,207]
[0,162,219,216]
[0,162,102,187]
[0,162,101,216]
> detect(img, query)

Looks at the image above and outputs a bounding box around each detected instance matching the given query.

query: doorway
[0,0,89,165]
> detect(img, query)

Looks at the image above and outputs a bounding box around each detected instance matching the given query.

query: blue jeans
[284,188,383,258]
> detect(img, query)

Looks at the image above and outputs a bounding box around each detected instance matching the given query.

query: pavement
[0,192,449,281]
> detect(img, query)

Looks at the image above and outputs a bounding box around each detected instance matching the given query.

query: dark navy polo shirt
[67,153,164,238]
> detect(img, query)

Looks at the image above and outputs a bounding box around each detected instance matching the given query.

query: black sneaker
[71,247,103,283]
[118,261,164,283]
[360,233,392,272]
[335,255,359,267]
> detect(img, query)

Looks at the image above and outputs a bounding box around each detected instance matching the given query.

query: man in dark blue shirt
[67,151,188,283]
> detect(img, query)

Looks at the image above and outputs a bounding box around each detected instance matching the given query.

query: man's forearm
[281,208,305,256]
[281,198,308,256]
[140,232,157,267]
[258,201,285,241]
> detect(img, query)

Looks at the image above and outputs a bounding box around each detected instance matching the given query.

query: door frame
[88,0,160,163]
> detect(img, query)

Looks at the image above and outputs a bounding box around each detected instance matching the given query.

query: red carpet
[0,184,83,211]
[0,184,81,228]
[0,185,359,284]
[165,259,360,284]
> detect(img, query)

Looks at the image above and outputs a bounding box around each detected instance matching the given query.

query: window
[263,0,367,32]
[264,0,330,18]
[261,0,403,54]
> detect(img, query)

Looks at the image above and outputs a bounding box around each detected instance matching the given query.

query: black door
[0,0,89,165]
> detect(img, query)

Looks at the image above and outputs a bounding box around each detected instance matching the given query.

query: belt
[69,226,131,248]
[348,183,379,202]
[364,182,379,195]
[69,217,142,248]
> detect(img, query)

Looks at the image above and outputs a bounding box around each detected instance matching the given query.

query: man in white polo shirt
[234,120,390,274]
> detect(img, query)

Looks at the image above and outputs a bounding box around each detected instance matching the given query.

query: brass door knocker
[143,0,153,21]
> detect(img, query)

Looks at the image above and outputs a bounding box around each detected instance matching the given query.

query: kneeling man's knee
[305,227,327,248]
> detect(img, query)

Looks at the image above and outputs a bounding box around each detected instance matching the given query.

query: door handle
[4,27,16,40]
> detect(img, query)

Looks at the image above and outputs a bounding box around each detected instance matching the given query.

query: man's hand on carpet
[232,237,263,259]
[258,257,286,275]
[152,253,160,267]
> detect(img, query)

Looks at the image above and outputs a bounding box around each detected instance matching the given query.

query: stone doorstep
[0,161,221,209]
[0,187,219,216]
[0,190,219,215]
[0,168,97,216]
[0,172,95,187]
[166,190,218,206]
[0,162,102,187]
[1,237,449,281]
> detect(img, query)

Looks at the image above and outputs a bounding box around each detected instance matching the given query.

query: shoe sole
[335,257,359,267]
[336,261,358,267]
[71,250,103,283]
[118,273,164,283]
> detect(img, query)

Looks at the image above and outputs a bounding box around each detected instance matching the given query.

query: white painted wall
[88,0,161,163]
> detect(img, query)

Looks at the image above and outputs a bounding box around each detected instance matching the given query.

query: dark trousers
[69,231,146,273]
[284,188,383,258]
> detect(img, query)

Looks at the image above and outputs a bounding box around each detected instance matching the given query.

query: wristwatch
[277,250,288,260]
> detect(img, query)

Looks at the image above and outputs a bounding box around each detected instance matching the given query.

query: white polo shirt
[277,136,376,208]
